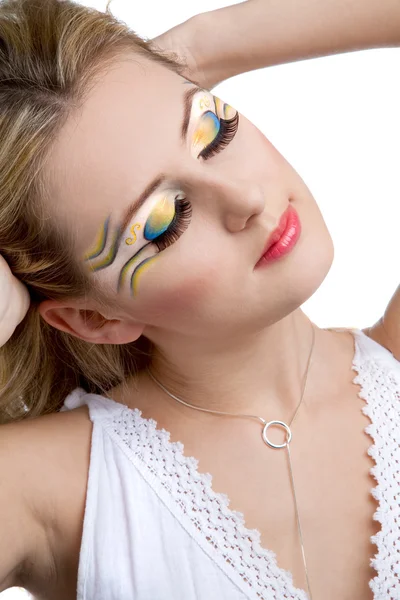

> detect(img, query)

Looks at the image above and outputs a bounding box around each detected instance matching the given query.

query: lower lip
[256,206,301,268]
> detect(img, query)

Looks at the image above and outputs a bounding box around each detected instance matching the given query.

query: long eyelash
[153,197,192,252]
[198,112,239,161]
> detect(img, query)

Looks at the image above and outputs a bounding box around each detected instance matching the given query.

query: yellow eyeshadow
[144,196,175,240]
[214,96,236,120]
[192,112,220,149]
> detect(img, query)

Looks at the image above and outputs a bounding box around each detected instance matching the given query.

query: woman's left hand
[363,285,400,361]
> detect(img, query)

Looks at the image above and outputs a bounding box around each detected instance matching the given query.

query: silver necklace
[147,322,316,600]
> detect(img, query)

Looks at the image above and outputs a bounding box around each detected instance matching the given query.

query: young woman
[0,0,399,598]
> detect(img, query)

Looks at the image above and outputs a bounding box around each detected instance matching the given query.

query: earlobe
[38,299,145,345]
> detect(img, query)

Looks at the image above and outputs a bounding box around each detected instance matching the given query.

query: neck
[141,309,322,423]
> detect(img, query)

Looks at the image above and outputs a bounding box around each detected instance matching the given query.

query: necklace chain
[147,322,316,600]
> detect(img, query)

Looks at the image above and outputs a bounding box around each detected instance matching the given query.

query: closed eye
[198,111,239,160]
[149,196,192,252]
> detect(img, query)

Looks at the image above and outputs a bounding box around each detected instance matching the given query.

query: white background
[2,0,399,597]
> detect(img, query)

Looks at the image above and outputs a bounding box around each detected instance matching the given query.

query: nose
[221,178,266,232]
[194,172,266,233]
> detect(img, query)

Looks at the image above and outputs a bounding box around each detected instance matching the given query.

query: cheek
[133,258,222,323]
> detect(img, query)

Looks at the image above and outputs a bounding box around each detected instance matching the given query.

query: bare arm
[363,286,400,361]
[0,420,54,594]
[154,0,400,88]
[0,424,34,592]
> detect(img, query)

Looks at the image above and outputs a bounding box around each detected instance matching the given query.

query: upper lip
[259,206,291,259]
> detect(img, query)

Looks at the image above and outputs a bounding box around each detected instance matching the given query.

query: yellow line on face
[118,247,145,290]
[83,217,109,261]
[88,228,121,272]
[131,255,158,296]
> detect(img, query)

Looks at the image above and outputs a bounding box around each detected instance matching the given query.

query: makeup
[117,191,191,296]
[84,216,110,260]
[255,206,301,268]
[84,190,191,296]
[117,243,156,295]
[125,223,141,245]
[189,90,239,160]
[214,96,237,121]
[82,86,240,296]
[83,219,122,271]
[144,195,176,241]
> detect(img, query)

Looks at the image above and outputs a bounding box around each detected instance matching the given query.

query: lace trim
[111,405,309,600]
[351,345,400,599]
[99,330,399,600]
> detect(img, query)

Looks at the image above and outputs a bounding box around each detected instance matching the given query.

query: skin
[82,89,238,297]
[0,255,30,346]
[152,9,400,362]
[39,52,338,419]
[22,41,398,600]
[12,11,397,599]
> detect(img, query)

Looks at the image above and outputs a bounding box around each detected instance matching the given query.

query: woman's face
[45,54,333,343]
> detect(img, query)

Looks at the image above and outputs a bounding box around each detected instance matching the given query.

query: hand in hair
[0,254,30,347]
[150,14,213,90]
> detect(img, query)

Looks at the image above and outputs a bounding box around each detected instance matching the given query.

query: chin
[298,227,335,300]
[258,230,335,328]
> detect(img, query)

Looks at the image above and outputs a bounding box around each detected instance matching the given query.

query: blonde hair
[0,0,185,424]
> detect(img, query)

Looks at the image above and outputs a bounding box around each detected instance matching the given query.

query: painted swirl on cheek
[118,194,178,296]
[117,244,158,295]
[125,223,141,245]
[82,190,190,298]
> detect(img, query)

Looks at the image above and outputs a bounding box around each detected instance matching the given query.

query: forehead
[44,54,184,256]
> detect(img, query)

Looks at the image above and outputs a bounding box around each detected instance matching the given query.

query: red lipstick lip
[261,207,291,256]
[256,205,301,267]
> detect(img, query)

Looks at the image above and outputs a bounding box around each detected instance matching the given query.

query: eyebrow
[120,174,166,234]
[118,85,201,234]
[181,86,199,140]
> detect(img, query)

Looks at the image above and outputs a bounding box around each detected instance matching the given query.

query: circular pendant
[262,420,292,449]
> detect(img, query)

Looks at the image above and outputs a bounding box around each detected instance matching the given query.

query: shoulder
[9,405,93,597]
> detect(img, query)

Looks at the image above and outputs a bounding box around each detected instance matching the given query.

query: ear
[38,299,145,344]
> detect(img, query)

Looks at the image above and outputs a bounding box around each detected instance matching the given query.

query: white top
[60,328,400,600]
